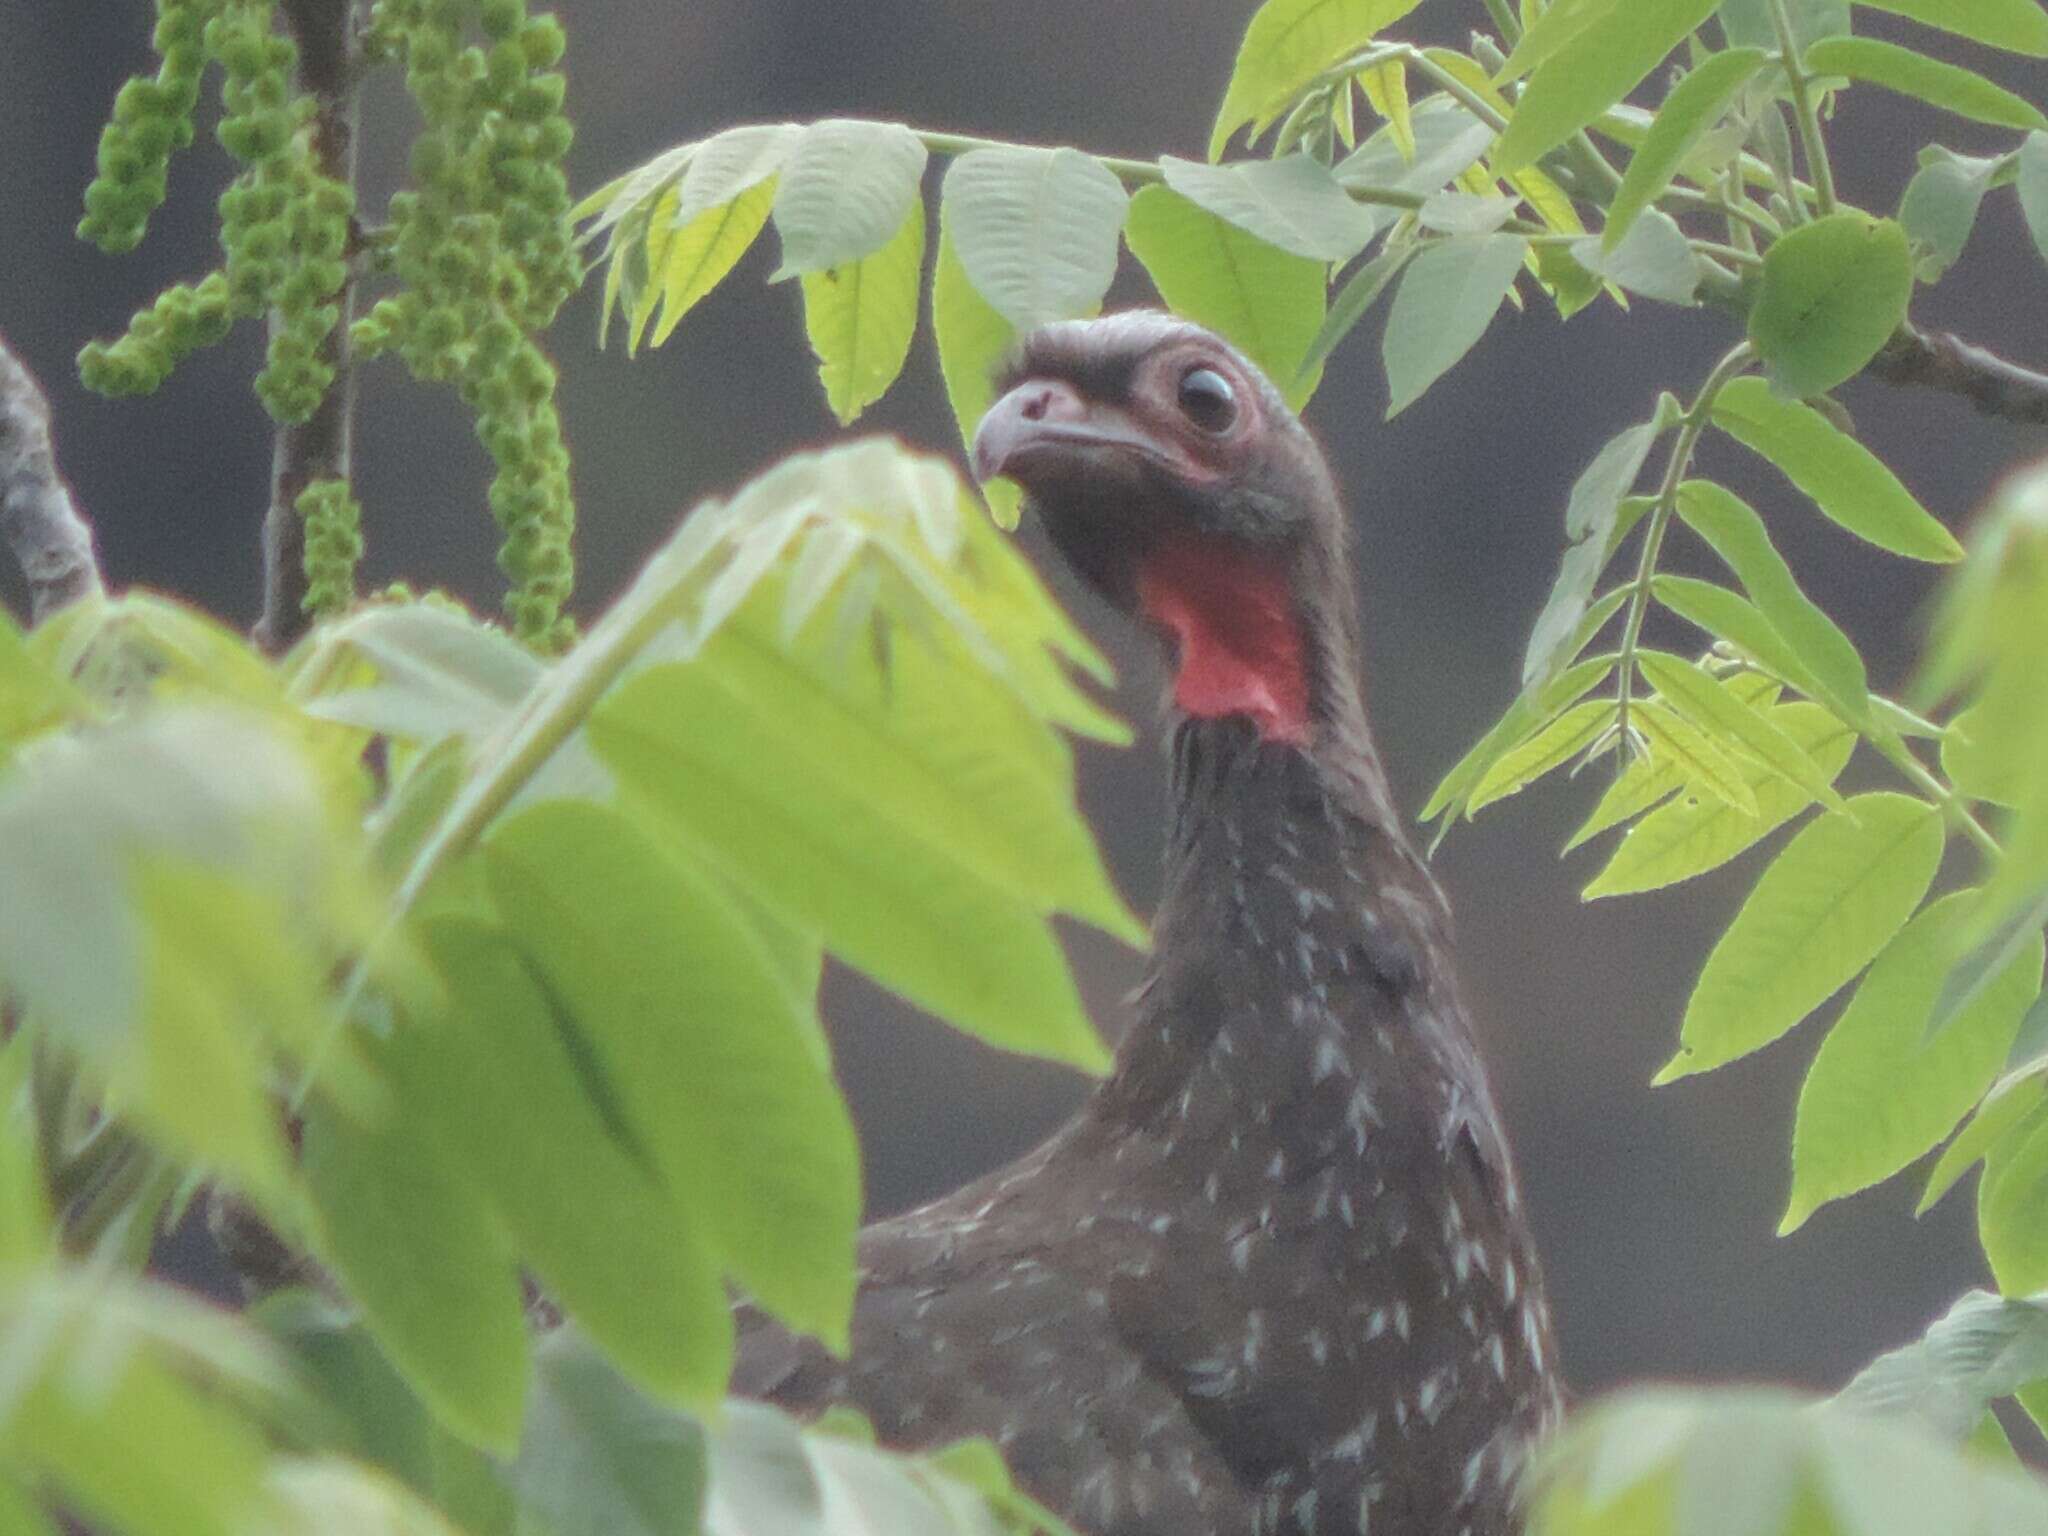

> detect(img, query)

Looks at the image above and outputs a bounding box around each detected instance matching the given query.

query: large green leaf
[298,600,543,748]
[1710,377,1963,562]
[940,147,1128,331]
[1673,479,1868,722]
[800,197,925,425]
[1805,37,2048,129]
[1650,576,1840,718]
[1853,0,2048,57]
[1603,47,1768,249]
[513,1329,707,1536]
[1124,185,1328,409]
[1295,244,1412,387]
[485,799,862,1350]
[1657,792,1943,1081]
[1718,0,1851,48]
[403,918,734,1413]
[300,1092,530,1454]
[1335,95,1493,196]
[1784,892,2042,1232]
[1492,0,1723,175]
[1632,697,1758,816]
[770,120,929,278]
[1921,1063,2048,1213]
[1160,154,1380,262]
[1207,0,1426,159]
[1747,212,1913,399]
[1568,672,1783,850]
[590,633,1110,1073]
[1381,233,1527,415]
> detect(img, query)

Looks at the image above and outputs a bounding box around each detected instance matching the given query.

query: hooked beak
[971,378,1183,488]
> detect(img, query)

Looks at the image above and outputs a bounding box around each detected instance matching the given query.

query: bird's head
[972,312,1357,749]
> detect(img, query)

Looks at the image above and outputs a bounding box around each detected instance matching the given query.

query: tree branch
[0,331,104,621]
[256,0,360,654]
[1867,324,2048,428]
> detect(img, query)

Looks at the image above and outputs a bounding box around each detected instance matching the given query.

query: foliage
[0,439,1115,1532]
[22,0,2048,1530]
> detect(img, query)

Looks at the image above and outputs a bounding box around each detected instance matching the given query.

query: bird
[730,312,1565,1536]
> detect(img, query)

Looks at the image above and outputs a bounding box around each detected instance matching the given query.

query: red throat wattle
[1134,539,1310,745]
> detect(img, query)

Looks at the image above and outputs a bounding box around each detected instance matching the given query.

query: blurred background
[4,0,2046,1407]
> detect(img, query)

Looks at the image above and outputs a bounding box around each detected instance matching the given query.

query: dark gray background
[5,1,2046,1405]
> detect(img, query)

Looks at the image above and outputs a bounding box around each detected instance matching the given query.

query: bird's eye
[1177,367,1237,432]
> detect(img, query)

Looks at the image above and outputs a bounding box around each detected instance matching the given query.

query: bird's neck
[1096,713,1466,1126]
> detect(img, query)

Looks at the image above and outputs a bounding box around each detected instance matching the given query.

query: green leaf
[1295,243,1412,387]
[1899,148,2000,283]
[1922,1069,2048,1213]
[485,800,862,1350]
[1710,376,1963,562]
[931,227,1020,530]
[1603,47,1768,249]
[1656,792,1944,1081]
[1651,575,1837,715]
[1500,0,1628,77]
[1382,233,1528,415]
[1123,185,1329,409]
[1983,1109,2048,1293]
[1673,480,1869,722]
[1637,647,1844,810]
[650,180,779,348]
[769,120,928,278]
[2016,132,2048,268]
[1208,0,1427,159]
[1945,704,2025,807]
[1335,95,1493,197]
[1571,208,1701,305]
[512,1329,707,1536]
[301,1093,530,1454]
[1632,696,1759,816]
[1717,0,1851,49]
[675,126,801,227]
[300,600,542,747]
[1492,0,1723,175]
[1523,418,1669,686]
[1746,211,1913,398]
[591,636,1111,1073]
[1805,37,2048,130]
[1159,153,1380,263]
[1785,892,2043,1232]
[800,197,925,426]
[1422,654,1615,824]
[1418,191,1517,234]
[253,1293,437,1491]
[1838,1288,2048,1441]
[1852,0,2048,58]
[1467,699,1618,813]
[404,918,733,1413]
[1567,672,1784,850]
[940,147,1128,331]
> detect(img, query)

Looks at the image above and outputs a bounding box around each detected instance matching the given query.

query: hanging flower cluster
[297,477,364,620]
[356,0,580,648]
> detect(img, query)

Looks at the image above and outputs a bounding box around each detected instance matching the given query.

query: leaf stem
[912,129,1163,186]
[1481,0,1522,45]
[1766,0,1839,215]
[1616,342,1757,746]
[1871,730,2003,863]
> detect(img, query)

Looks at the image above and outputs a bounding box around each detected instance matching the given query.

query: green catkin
[296,477,363,619]
[359,0,580,648]
[78,0,354,425]
[77,0,217,254]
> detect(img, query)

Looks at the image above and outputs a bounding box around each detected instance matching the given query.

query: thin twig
[0,332,104,621]
[257,0,361,654]
[1867,325,2048,428]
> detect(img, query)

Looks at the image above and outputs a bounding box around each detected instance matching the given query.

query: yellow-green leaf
[1746,212,1913,398]
[800,198,925,426]
[648,179,778,349]
[1632,696,1757,816]
[1209,0,1427,160]
[931,227,1019,530]
[1657,792,1944,1082]
[1784,892,2043,1232]
[1637,648,1844,811]
[1468,698,1618,813]
[1711,377,1964,563]
[1805,37,2048,131]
